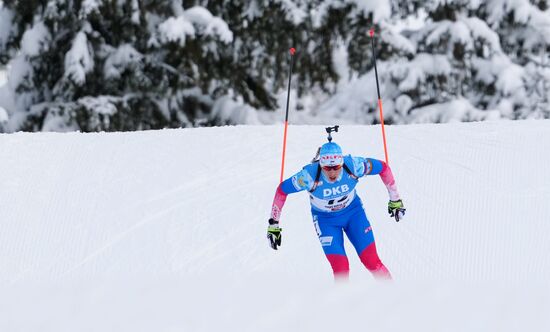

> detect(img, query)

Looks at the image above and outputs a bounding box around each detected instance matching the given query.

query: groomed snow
[1,120,550,331]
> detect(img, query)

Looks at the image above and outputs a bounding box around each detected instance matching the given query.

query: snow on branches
[156,6,233,47]
[64,29,94,85]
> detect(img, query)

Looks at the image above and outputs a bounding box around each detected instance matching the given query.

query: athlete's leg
[345,208,392,280]
[359,242,391,280]
[326,254,349,280]
[312,213,348,279]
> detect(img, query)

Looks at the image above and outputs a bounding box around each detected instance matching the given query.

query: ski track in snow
[1,121,550,331]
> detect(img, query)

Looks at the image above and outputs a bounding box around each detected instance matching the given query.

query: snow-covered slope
[1,121,550,331]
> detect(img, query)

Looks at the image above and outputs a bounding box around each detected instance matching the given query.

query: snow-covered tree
[0,0,396,131]
[203,0,393,117]
[1,0,548,131]
[0,0,236,131]
[378,0,550,123]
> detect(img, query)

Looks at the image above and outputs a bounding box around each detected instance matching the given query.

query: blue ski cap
[319,142,343,167]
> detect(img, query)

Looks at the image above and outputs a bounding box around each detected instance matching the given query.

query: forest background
[1,0,549,132]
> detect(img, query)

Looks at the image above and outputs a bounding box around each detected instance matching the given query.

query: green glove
[267,218,282,250]
[388,199,406,222]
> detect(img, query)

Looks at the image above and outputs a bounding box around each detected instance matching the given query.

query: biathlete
[267,126,406,280]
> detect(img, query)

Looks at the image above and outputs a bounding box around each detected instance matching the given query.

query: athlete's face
[322,164,342,182]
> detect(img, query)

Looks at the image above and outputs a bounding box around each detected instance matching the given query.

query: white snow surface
[1,121,550,331]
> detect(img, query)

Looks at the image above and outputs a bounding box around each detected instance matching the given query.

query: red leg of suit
[359,243,392,280]
[326,254,349,280]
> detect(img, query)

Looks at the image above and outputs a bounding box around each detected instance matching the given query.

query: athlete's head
[319,141,343,171]
[319,142,343,181]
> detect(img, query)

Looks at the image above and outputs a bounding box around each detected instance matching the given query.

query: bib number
[310,190,355,212]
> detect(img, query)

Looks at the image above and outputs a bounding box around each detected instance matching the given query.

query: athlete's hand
[388,200,406,222]
[267,218,282,250]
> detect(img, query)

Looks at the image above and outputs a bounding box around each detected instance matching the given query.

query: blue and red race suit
[270,155,400,279]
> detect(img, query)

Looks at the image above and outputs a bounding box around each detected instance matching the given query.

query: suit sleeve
[269,169,314,222]
[353,157,401,201]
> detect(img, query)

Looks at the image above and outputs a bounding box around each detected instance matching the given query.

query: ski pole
[279,47,296,183]
[369,28,390,165]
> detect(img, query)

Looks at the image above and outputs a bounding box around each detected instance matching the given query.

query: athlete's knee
[326,254,349,278]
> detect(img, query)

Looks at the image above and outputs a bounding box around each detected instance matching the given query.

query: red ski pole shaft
[369,29,390,165]
[279,47,296,183]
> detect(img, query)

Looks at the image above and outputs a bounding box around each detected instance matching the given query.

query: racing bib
[309,189,356,212]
